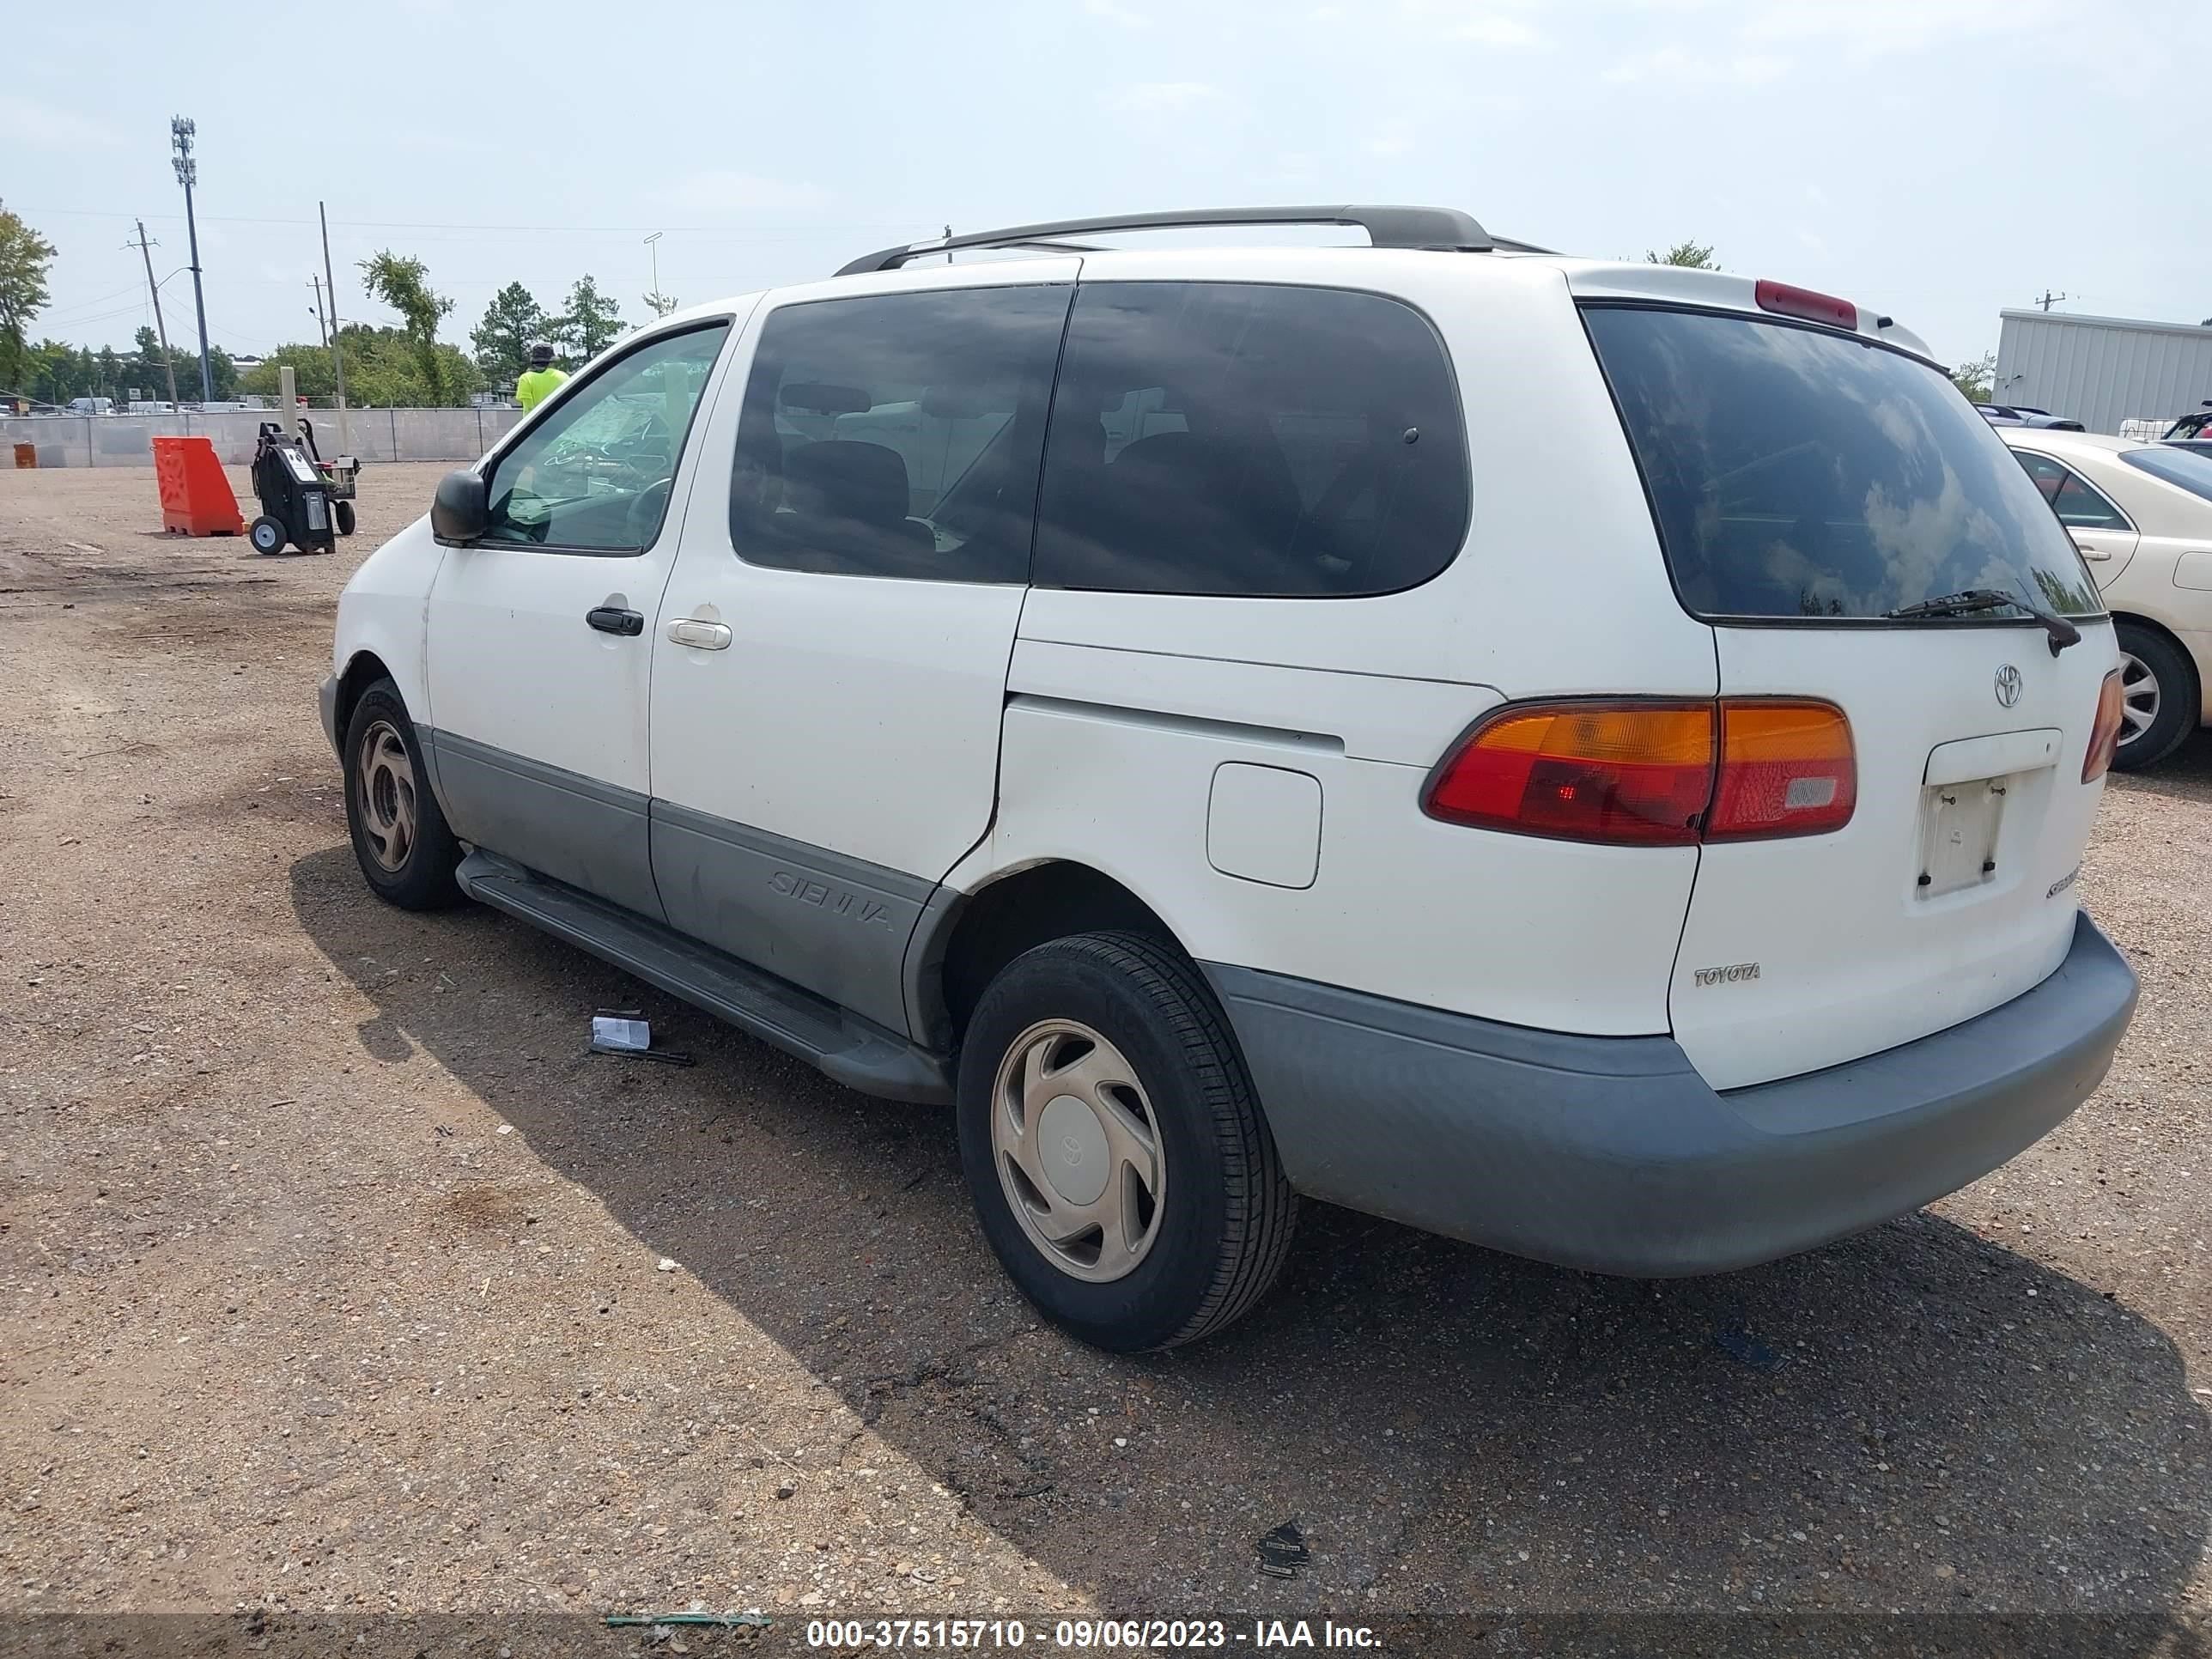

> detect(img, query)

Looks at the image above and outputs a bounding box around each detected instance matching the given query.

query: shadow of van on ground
[289,846,2209,1647]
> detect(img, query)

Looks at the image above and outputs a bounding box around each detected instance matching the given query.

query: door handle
[586,606,645,635]
[2079,547,2112,562]
[666,617,733,651]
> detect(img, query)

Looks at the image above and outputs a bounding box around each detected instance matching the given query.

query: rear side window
[2121,444,2212,504]
[1033,283,1468,597]
[2010,452,2132,532]
[1585,307,2102,620]
[729,285,1073,583]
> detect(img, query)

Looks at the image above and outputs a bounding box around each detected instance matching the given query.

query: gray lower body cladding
[1205,910,2137,1277]
[426,728,665,924]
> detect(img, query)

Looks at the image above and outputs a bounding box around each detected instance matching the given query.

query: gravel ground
[2,464,2208,1657]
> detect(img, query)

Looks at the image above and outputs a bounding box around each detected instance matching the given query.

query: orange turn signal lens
[2083,669,2124,783]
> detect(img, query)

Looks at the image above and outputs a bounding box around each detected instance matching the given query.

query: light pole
[643,230,667,315]
[169,117,216,404]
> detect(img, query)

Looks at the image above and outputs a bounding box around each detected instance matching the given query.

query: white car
[2000,428,2212,769]
[321,206,2139,1352]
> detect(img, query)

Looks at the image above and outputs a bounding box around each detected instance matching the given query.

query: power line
[18,204,933,234]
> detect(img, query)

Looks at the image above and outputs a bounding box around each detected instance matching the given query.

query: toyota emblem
[1994,664,2023,708]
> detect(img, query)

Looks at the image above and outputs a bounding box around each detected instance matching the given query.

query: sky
[7,0,2209,374]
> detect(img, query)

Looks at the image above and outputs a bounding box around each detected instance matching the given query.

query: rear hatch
[1583,300,2115,1091]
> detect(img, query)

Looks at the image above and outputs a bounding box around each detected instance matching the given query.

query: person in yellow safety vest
[515,342,568,413]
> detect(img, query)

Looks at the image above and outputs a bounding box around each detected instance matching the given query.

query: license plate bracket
[1916,775,2009,899]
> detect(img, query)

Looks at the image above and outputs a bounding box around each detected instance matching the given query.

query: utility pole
[127,219,180,406]
[319,201,349,451]
[2035,289,2069,313]
[169,117,216,403]
[308,273,328,349]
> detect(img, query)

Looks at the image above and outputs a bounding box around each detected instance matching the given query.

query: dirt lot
[3,463,2209,1656]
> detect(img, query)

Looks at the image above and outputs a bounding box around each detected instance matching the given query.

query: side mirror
[430,468,489,544]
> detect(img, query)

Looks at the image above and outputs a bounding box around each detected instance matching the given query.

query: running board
[455,851,951,1103]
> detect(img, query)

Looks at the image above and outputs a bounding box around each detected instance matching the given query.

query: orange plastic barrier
[11,442,34,469]
[152,435,244,536]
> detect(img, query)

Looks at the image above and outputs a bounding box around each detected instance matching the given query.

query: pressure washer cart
[246,419,358,555]
[297,416,359,538]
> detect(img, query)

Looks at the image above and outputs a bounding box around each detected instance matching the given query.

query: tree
[0,201,58,393]
[643,289,679,319]
[471,281,547,380]
[550,275,626,367]
[242,325,478,408]
[1948,349,1996,404]
[1647,240,1719,269]
[360,250,461,404]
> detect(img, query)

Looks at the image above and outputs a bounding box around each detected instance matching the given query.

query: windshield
[1585,306,2102,621]
[2122,444,2212,504]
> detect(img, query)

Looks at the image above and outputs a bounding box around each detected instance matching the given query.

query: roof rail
[836,205,1494,276]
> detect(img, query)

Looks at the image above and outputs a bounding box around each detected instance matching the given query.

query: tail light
[1707,700,1857,839]
[1755,278,1858,331]
[1424,698,1856,846]
[1422,702,1712,844]
[2083,669,2125,782]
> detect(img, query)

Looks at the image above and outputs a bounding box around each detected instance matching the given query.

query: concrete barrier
[0,407,526,468]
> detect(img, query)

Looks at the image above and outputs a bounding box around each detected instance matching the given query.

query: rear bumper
[1205,911,2137,1276]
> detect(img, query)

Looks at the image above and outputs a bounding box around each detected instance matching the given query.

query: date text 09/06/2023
[803,1618,1384,1650]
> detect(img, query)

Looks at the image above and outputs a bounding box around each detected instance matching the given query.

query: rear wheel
[248,515,285,555]
[957,931,1295,1352]
[334,500,356,536]
[343,680,464,909]
[2112,623,2197,771]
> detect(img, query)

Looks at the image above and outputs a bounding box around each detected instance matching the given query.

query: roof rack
[836,205,1497,277]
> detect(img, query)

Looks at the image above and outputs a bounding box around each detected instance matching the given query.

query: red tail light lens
[1755,278,1858,331]
[2083,669,2124,782]
[1424,702,1715,846]
[1706,700,1857,840]
[1425,698,1857,846]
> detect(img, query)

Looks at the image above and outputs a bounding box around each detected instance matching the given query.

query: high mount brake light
[1423,699,1856,846]
[1755,278,1858,331]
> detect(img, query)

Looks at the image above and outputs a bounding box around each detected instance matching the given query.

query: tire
[2112,623,2198,772]
[248,515,286,555]
[342,679,465,910]
[957,931,1296,1352]
[335,500,356,537]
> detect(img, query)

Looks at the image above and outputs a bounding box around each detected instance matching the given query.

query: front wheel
[2112,623,2198,771]
[342,680,464,909]
[248,515,286,555]
[957,932,1296,1352]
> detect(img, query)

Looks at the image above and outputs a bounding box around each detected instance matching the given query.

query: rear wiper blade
[1884,588,2081,656]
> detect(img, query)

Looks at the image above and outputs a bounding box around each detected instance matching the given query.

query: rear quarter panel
[971,249,1719,1035]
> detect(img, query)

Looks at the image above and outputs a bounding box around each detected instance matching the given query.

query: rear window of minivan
[1584,306,2102,621]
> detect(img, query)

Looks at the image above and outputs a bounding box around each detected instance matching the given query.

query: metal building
[1994,309,2212,436]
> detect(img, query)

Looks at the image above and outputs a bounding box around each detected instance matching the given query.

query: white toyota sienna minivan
[320,206,2140,1352]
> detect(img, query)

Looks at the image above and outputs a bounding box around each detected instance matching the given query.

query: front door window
[483,323,729,553]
